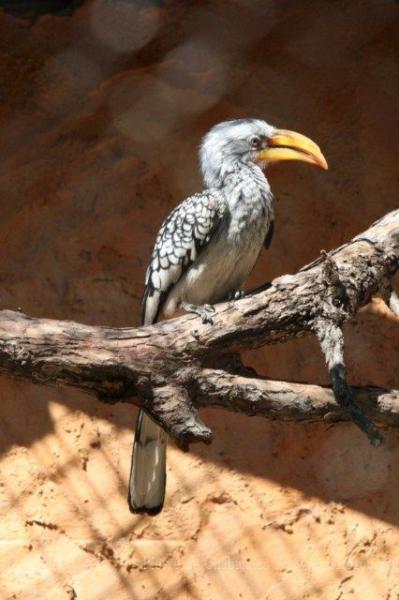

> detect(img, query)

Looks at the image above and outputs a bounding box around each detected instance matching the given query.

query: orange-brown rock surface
[0,1,398,598]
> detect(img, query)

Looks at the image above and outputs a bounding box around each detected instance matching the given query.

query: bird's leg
[180,301,215,325]
[227,290,245,301]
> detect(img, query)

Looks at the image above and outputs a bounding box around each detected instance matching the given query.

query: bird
[128,118,327,515]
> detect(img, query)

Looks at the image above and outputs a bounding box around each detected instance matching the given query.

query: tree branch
[0,210,398,446]
[193,369,399,427]
[314,319,383,446]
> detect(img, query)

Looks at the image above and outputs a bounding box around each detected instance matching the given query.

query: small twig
[320,249,341,286]
[314,319,383,446]
[320,249,350,310]
[389,290,399,317]
[379,279,399,318]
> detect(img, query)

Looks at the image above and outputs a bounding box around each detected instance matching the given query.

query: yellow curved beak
[257,129,328,170]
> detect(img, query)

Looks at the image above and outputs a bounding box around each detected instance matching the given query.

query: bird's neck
[204,159,272,208]
[204,158,267,190]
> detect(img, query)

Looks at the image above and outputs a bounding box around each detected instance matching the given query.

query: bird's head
[200,118,327,188]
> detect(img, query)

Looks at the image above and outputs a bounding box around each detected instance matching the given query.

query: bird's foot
[227,289,245,301]
[181,302,215,324]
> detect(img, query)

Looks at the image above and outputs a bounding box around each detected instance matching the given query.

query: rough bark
[0,210,398,446]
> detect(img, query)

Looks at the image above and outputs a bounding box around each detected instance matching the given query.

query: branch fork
[0,210,399,447]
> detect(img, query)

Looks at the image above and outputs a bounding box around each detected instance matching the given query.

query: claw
[227,290,245,301]
[181,302,215,324]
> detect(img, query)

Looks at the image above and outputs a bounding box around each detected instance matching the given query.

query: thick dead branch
[193,370,399,427]
[0,210,398,445]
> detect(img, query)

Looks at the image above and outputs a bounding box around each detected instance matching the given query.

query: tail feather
[128,410,167,515]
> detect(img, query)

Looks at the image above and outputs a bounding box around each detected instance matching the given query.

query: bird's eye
[250,136,262,149]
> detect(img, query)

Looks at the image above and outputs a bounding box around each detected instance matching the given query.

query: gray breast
[164,192,272,311]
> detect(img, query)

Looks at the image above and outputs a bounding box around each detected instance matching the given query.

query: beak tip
[315,155,328,170]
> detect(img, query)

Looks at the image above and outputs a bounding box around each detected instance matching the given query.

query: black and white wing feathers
[142,191,225,325]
